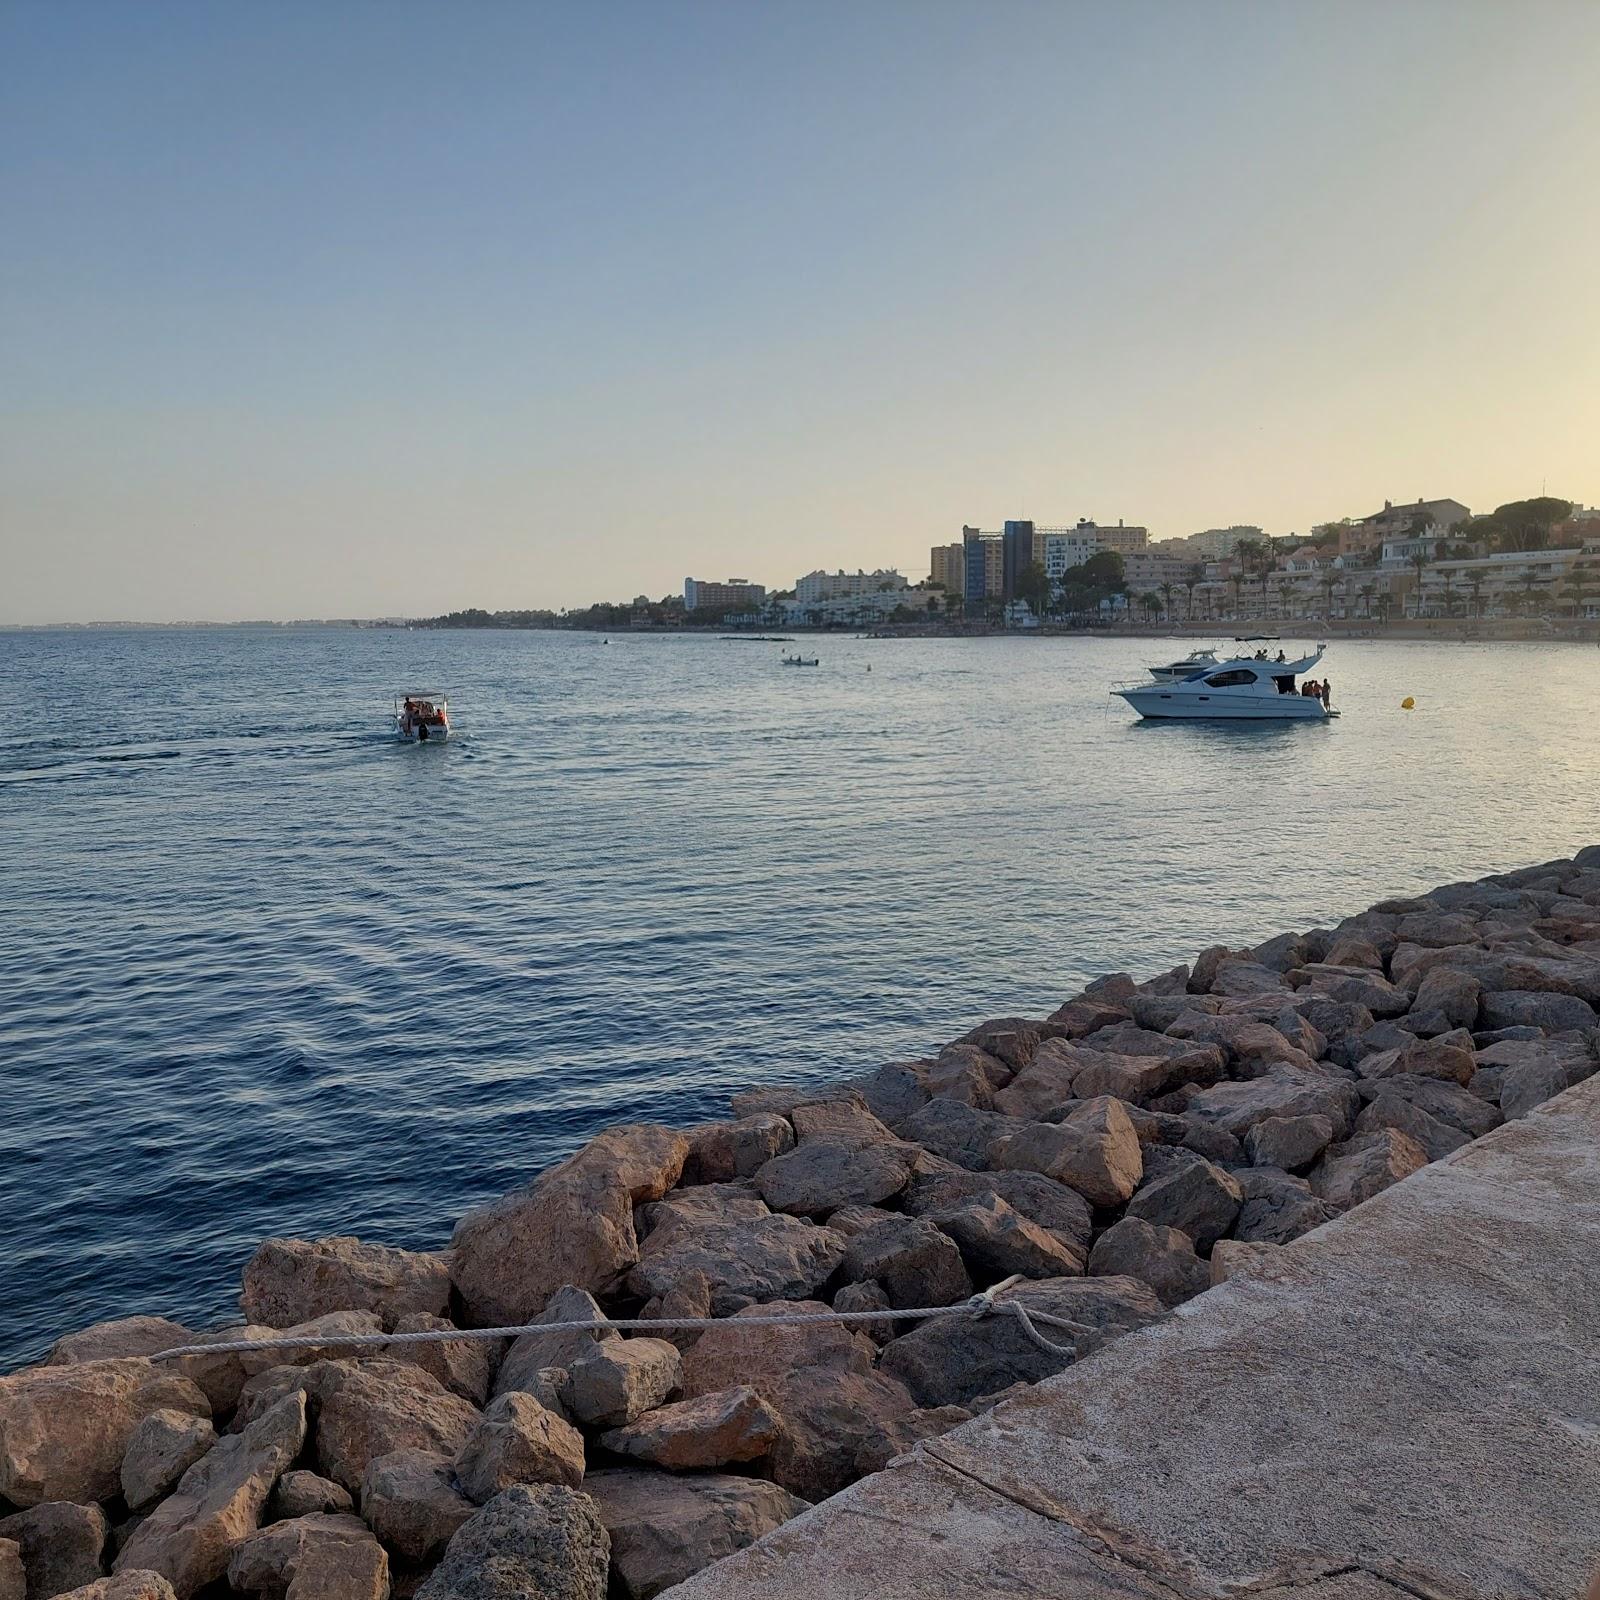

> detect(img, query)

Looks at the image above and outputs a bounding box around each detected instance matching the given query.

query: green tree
[1184,564,1204,620]
[1465,568,1490,618]
[1358,582,1377,619]
[1409,549,1430,617]
[1473,497,1574,554]
[1015,560,1053,618]
[1139,589,1163,622]
[1439,569,1456,617]
[1320,571,1338,617]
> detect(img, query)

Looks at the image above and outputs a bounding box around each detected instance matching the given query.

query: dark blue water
[3,626,1595,1366]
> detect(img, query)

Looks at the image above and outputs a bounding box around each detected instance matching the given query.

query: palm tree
[1159,581,1175,621]
[1408,549,1429,617]
[1140,590,1163,623]
[1439,569,1456,618]
[1184,564,1204,621]
[1520,567,1542,617]
[1358,582,1377,619]
[1465,568,1490,618]
[1275,576,1295,618]
[1319,571,1338,618]
[1228,571,1245,618]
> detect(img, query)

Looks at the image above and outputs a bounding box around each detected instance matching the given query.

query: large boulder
[450,1125,688,1327]
[677,1303,913,1500]
[239,1238,450,1330]
[121,1410,216,1513]
[45,1579,176,1600]
[926,1193,1084,1279]
[562,1340,680,1429]
[1355,1096,1470,1162]
[493,1286,615,1399]
[1409,968,1482,1030]
[987,1098,1142,1208]
[114,1390,307,1598]
[1242,1113,1336,1172]
[1164,1014,1318,1074]
[1353,1074,1501,1138]
[1232,1168,1338,1245]
[752,1139,917,1216]
[1310,1129,1429,1211]
[1355,1033,1476,1086]
[358,1449,474,1565]
[311,1360,481,1494]
[1406,945,1600,1007]
[226,1513,387,1599]
[237,1311,384,1376]
[852,1404,974,1475]
[45,1319,193,1368]
[1498,1059,1572,1119]
[0,1360,211,1508]
[920,1044,1007,1108]
[878,1276,1164,1408]
[1294,966,1414,1018]
[1479,990,1599,1032]
[627,1190,846,1315]
[787,1097,899,1147]
[413,1485,608,1600]
[384,1312,498,1406]
[584,1470,809,1600]
[597,1387,780,1470]
[1125,1158,1242,1250]
[685,1115,794,1183]
[835,1214,972,1308]
[453,1393,585,1502]
[896,1100,1020,1169]
[1086,1218,1209,1308]
[900,1169,1092,1262]
[0,1502,108,1598]
[267,1473,351,1521]
[1184,1066,1360,1141]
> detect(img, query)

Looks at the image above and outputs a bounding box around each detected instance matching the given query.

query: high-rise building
[1189,525,1261,560]
[684,577,766,611]
[1042,529,1101,578]
[929,543,965,596]
[1002,520,1036,600]
[962,526,1004,611]
[794,569,907,605]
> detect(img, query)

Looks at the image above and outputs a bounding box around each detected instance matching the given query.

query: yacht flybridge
[1145,645,1221,681]
[1113,644,1338,721]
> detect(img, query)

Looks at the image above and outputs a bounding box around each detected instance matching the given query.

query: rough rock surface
[450,1125,688,1326]
[562,1339,681,1429]
[852,1404,974,1475]
[226,1513,387,1600]
[115,1390,307,1599]
[1354,1073,1501,1138]
[598,1387,781,1470]
[267,1473,351,1521]
[752,1139,916,1216]
[454,1393,586,1501]
[1479,989,1599,1032]
[1087,1218,1209,1307]
[45,1320,194,1368]
[311,1360,481,1495]
[0,1360,211,1508]
[1310,1128,1429,1211]
[240,1237,451,1330]
[1125,1158,1242,1250]
[0,1540,23,1600]
[926,1193,1084,1279]
[1185,1067,1360,1140]
[494,1286,615,1399]
[1242,1113,1336,1172]
[48,1578,177,1600]
[987,1098,1143,1207]
[835,1214,971,1308]
[894,1100,1018,1169]
[584,1470,809,1600]
[387,1313,498,1406]
[1232,1168,1338,1245]
[878,1276,1165,1408]
[0,1501,109,1599]
[413,1484,608,1600]
[358,1449,474,1565]
[685,1115,794,1183]
[678,1304,914,1500]
[1355,1096,1471,1162]
[1209,1239,1284,1283]
[628,1194,847,1316]
[900,1169,1092,1261]
[120,1410,216,1513]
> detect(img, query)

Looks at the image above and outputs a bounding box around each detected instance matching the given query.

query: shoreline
[4,848,1599,1597]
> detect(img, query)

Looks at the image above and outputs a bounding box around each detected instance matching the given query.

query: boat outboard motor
[418,724,429,741]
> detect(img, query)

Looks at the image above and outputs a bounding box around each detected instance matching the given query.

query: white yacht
[1113,646,1337,721]
[1145,645,1220,681]
[395,692,450,742]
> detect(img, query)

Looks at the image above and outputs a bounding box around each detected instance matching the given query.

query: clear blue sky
[4,0,1598,621]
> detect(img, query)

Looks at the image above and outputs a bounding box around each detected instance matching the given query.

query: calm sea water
[3,626,1595,1366]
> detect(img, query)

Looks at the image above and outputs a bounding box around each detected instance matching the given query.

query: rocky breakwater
[6,850,1600,1600]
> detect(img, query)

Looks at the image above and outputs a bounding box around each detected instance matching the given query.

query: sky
[3,0,1599,623]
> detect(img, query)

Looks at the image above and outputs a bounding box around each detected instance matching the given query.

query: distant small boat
[782,656,820,667]
[395,692,450,741]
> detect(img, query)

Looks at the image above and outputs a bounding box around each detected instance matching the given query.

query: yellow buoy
[1401,696,1415,710]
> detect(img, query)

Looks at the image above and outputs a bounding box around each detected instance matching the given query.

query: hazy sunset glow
[4,0,1598,621]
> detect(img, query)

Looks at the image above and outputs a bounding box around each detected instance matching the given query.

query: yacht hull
[1114,689,1329,721]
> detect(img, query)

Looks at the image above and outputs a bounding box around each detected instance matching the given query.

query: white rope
[145,1273,1083,1362]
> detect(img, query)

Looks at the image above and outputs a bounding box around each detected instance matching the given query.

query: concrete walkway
[665,1077,1600,1600]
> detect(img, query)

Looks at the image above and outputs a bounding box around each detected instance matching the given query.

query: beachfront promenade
[667,1074,1600,1600]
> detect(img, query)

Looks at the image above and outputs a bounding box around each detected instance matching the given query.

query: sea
[3,626,1595,1366]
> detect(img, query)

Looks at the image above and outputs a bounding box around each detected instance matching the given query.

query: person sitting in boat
[1276,650,1286,662]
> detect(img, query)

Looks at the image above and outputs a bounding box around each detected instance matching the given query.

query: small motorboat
[395,692,450,742]
[1145,645,1220,681]
[782,656,820,667]
[1112,646,1338,721]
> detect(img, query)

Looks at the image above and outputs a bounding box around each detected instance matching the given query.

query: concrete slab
[664,1078,1600,1600]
